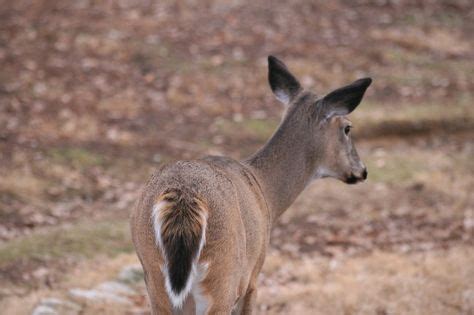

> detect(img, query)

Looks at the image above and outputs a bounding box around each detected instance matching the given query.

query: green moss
[48,147,105,169]
[365,157,425,184]
[0,220,132,266]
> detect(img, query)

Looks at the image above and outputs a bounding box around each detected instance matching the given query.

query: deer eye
[344,125,351,135]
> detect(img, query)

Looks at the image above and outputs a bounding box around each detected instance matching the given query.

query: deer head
[267,55,370,185]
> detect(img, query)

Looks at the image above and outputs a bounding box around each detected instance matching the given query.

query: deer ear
[268,56,301,106]
[322,78,372,118]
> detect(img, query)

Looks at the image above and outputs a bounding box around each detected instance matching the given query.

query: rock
[69,288,132,305]
[32,305,57,315]
[32,298,81,315]
[96,281,136,295]
[118,264,144,284]
[68,272,140,306]
[128,307,150,315]
[463,289,474,313]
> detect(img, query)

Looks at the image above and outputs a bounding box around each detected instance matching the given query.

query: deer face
[314,115,367,184]
[267,56,371,184]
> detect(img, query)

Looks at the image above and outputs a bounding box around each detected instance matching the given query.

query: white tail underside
[151,200,208,310]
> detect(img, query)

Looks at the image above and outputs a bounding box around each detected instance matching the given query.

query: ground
[0,0,473,314]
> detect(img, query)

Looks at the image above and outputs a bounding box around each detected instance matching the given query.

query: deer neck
[244,106,319,223]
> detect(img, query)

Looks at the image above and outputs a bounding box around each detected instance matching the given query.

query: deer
[130,56,371,314]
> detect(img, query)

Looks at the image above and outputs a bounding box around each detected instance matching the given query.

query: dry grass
[259,246,474,314]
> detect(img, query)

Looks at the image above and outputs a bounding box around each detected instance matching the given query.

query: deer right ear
[322,77,372,119]
[268,56,301,106]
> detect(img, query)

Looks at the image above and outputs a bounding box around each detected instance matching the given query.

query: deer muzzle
[345,167,368,184]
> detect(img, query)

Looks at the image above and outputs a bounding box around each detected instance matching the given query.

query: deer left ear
[322,78,372,118]
[268,56,302,106]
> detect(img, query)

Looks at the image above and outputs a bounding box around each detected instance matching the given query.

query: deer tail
[151,188,208,308]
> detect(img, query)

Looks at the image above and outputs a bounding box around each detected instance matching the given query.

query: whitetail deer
[131,56,371,314]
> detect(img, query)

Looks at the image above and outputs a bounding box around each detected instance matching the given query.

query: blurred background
[0,0,473,314]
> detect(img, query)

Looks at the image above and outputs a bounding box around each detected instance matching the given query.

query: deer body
[131,56,372,314]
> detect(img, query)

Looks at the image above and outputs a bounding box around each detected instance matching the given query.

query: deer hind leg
[192,281,234,315]
[194,265,242,315]
[231,284,257,315]
[171,295,195,315]
[141,261,173,315]
[240,285,257,315]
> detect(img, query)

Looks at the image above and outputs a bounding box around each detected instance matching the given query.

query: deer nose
[362,168,368,180]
